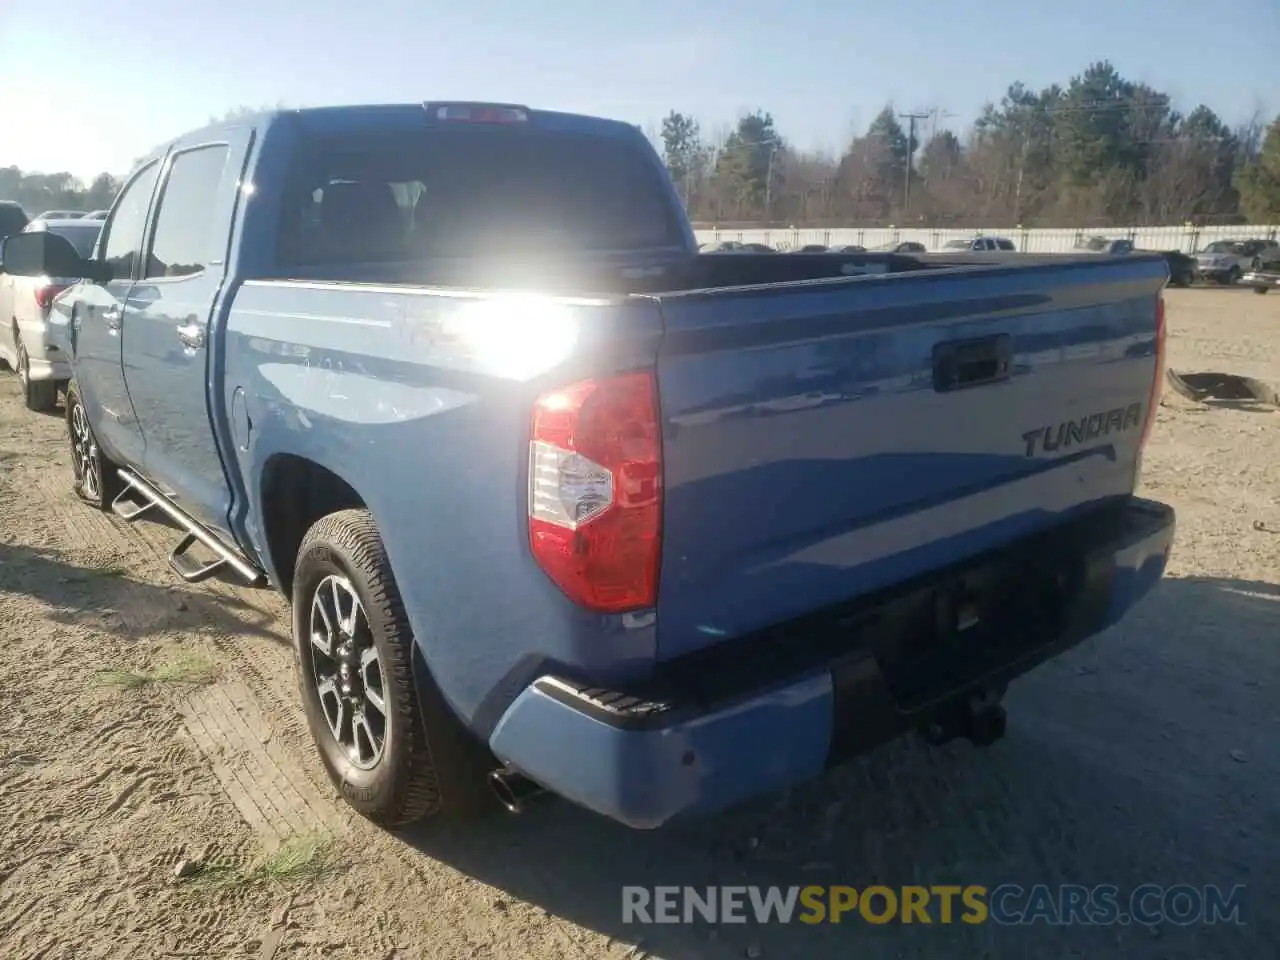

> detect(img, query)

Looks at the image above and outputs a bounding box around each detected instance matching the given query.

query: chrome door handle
[176,321,205,350]
[103,306,122,331]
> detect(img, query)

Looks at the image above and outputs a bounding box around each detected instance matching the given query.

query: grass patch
[92,653,220,690]
[183,834,340,891]
[248,834,338,884]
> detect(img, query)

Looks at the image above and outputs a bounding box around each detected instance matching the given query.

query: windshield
[45,222,102,257]
[278,127,684,265]
[1202,241,1242,254]
[943,239,970,249]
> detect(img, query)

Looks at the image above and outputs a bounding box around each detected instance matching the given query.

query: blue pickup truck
[0,102,1176,831]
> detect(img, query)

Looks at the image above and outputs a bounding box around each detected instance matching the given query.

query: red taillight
[34,283,68,312]
[528,371,662,613]
[1139,294,1166,449]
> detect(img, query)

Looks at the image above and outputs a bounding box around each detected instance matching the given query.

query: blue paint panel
[223,281,667,724]
[489,673,834,829]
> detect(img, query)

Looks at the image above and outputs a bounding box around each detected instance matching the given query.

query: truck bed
[224,251,1167,718]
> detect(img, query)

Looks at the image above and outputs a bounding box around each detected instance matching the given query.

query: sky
[1,0,1277,181]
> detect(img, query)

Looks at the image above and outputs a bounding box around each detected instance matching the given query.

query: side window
[145,145,230,279]
[101,162,161,280]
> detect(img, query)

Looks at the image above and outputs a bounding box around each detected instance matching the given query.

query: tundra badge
[1022,402,1143,457]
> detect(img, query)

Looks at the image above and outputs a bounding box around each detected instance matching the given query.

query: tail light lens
[1139,294,1166,450]
[34,283,68,313]
[528,371,662,613]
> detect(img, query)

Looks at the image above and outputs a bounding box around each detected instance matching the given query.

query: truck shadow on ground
[0,540,285,645]
[404,573,1277,960]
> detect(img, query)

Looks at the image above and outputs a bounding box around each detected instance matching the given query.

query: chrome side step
[112,468,263,586]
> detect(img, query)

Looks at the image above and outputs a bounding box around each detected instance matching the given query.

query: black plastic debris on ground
[1166,369,1280,409]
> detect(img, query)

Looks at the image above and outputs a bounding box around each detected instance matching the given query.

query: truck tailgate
[653,257,1167,660]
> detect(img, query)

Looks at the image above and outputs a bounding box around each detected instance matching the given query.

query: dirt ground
[1,287,1277,960]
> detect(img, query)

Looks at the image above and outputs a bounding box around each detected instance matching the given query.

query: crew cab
[0,102,1175,831]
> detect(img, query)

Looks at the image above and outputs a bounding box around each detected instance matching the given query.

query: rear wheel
[16,337,59,413]
[291,508,496,828]
[66,381,123,509]
[1255,287,1269,295]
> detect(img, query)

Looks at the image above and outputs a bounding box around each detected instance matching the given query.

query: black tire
[291,508,496,828]
[65,380,123,509]
[1254,287,1269,295]
[16,337,59,412]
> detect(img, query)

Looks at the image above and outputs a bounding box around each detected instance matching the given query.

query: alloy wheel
[70,400,101,501]
[308,574,388,770]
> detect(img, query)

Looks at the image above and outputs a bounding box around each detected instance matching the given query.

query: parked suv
[941,236,1017,252]
[1194,240,1258,285]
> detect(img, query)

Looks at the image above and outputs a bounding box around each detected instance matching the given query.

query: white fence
[693,223,1280,254]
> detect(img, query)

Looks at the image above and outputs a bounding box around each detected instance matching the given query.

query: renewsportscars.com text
[622,884,1246,926]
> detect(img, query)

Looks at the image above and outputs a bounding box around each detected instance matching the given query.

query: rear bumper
[24,351,71,383]
[488,498,1175,828]
[1242,271,1280,290]
[14,318,71,382]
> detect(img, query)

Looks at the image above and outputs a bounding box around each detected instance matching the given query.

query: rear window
[277,127,682,267]
[47,222,102,257]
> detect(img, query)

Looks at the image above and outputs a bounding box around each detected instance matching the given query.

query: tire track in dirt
[27,462,347,848]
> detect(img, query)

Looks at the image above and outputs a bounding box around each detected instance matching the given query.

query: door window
[145,145,231,279]
[100,162,161,281]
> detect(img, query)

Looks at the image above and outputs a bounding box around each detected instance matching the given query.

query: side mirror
[0,231,99,281]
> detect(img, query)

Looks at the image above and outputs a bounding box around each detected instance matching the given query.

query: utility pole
[742,136,781,223]
[898,111,929,215]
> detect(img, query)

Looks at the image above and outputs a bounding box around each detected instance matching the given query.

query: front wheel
[291,509,496,828]
[1254,286,1270,295]
[17,338,59,413]
[65,381,123,509]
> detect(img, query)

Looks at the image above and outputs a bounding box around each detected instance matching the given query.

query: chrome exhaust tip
[488,767,546,814]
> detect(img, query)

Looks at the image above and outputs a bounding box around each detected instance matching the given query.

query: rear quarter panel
[222,281,666,730]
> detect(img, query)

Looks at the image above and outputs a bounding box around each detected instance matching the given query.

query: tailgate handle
[932,335,1013,392]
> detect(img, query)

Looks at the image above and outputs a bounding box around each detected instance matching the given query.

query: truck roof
[141,102,643,171]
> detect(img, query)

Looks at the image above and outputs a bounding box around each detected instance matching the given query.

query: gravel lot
[1,287,1276,959]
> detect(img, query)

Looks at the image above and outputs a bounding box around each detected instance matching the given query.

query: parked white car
[0,217,102,410]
